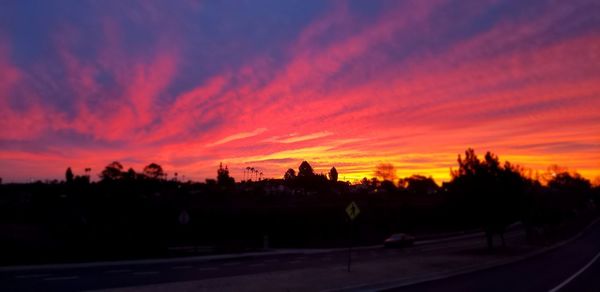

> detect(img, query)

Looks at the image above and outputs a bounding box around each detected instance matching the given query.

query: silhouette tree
[73,174,90,184]
[548,171,591,191]
[123,168,137,180]
[298,161,314,178]
[379,179,396,192]
[547,169,591,211]
[100,161,124,181]
[449,148,526,250]
[374,163,397,182]
[217,163,235,186]
[329,167,338,182]
[65,167,74,184]
[289,161,330,190]
[360,177,370,187]
[84,167,91,179]
[399,175,438,194]
[371,177,381,188]
[542,164,568,184]
[284,168,296,182]
[143,163,164,180]
[249,167,255,181]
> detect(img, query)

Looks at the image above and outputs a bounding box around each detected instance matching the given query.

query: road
[0,222,597,292]
[386,220,600,292]
[0,230,517,292]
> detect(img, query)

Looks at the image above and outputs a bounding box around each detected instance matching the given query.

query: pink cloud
[1,1,599,183]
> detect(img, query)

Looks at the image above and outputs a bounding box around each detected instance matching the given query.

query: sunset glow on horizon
[1,0,599,183]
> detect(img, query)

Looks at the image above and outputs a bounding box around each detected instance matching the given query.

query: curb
[332,217,600,292]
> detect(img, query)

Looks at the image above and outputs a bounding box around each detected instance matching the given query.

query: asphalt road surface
[0,230,511,292]
[386,220,600,292]
[0,223,597,292]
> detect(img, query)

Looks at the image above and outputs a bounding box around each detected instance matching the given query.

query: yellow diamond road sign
[346,201,360,220]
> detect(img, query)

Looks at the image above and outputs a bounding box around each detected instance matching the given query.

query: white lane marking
[104,269,131,274]
[15,273,52,279]
[171,265,193,270]
[549,249,600,292]
[43,276,79,281]
[222,262,240,266]
[197,267,218,271]
[133,271,160,276]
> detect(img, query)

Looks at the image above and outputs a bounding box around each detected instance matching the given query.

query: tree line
[0,148,598,264]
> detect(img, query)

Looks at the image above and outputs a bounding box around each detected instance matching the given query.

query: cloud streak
[207,128,268,147]
[0,0,599,183]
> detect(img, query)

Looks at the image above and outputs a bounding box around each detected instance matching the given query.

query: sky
[0,0,599,183]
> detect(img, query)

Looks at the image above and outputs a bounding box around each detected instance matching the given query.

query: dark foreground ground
[388,220,600,292]
[0,220,598,291]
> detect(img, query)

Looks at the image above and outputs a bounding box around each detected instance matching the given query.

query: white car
[384,233,415,248]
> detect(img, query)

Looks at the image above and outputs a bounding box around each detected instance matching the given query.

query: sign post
[178,210,190,225]
[345,201,360,272]
[178,210,193,251]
